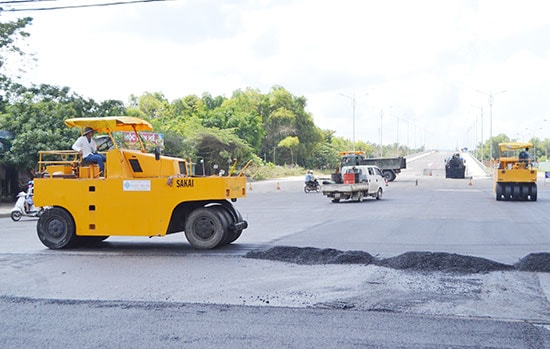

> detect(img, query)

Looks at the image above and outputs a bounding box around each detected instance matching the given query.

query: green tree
[0,16,32,114]
[278,136,299,165]
[221,88,265,153]
[0,84,125,174]
[0,16,32,77]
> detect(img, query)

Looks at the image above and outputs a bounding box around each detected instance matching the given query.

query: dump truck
[33,116,250,250]
[445,153,466,178]
[321,165,384,203]
[494,142,537,201]
[333,151,406,182]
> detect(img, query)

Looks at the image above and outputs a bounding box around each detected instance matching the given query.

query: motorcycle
[304,179,320,193]
[10,182,43,221]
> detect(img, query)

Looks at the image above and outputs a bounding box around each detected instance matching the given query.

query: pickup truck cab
[321,165,385,202]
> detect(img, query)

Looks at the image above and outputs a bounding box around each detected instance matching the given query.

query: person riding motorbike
[304,170,319,191]
[24,180,34,213]
[304,170,316,185]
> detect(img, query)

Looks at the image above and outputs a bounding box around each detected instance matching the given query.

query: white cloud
[5,0,550,149]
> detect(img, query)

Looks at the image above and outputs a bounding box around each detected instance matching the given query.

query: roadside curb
[0,204,11,218]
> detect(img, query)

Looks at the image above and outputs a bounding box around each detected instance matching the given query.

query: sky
[3,0,550,150]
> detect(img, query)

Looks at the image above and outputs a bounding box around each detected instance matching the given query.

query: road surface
[0,151,549,348]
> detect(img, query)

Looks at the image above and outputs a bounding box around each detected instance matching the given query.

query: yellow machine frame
[494,142,537,201]
[34,116,250,249]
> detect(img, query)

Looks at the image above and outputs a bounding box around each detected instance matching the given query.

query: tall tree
[0,16,32,113]
[0,84,123,173]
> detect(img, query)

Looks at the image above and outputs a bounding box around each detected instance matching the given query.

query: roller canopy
[65,116,153,133]
[498,142,533,151]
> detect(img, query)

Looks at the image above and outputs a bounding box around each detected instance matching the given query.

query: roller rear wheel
[530,184,537,201]
[495,182,503,201]
[503,184,512,200]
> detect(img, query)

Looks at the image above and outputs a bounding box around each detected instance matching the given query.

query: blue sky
[4,0,550,150]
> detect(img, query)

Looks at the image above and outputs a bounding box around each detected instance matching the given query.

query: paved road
[234,150,550,265]
[1,150,549,348]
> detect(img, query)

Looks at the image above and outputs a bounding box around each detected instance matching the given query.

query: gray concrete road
[1,151,549,347]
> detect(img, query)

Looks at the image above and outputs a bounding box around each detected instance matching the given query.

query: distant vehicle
[494,142,537,201]
[333,151,406,182]
[321,165,384,203]
[10,182,44,221]
[445,153,466,179]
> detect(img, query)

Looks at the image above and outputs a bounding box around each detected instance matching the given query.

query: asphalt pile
[245,246,550,273]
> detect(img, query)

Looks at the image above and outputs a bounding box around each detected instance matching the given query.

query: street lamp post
[476,89,506,168]
[525,127,542,160]
[471,105,484,162]
[340,93,368,151]
[380,108,383,157]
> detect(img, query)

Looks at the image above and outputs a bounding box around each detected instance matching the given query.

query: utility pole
[380,108,383,157]
[472,105,484,162]
[476,89,506,168]
[339,93,368,151]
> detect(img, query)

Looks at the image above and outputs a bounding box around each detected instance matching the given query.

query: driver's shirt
[72,136,98,158]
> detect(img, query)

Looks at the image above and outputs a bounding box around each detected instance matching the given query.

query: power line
[0,1,59,4]
[1,0,174,12]
[0,1,60,4]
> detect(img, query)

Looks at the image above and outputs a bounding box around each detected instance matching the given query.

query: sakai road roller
[494,142,537,201]
[33,116,250,249]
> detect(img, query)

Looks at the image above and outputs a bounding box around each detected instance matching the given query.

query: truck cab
[322,165,385,202]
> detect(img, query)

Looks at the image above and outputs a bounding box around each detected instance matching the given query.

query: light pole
[380,108,383,157]
[471,105,484,162]
[545,119,550,159]
[525,127,542,160]
[396,115,400,156]
[339,93,368,151]
[476,89,506,167]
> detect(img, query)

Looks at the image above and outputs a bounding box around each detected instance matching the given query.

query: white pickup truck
[321,165,385,203]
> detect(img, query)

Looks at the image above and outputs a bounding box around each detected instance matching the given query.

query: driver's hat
[83,127,94,135]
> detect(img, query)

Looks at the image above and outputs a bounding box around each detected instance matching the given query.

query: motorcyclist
[24,180,34,213]
[304,170,318,188]
[304,170,313,184]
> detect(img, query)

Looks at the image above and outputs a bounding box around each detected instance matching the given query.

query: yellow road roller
[33,116,250,249]
[494,142,537,201]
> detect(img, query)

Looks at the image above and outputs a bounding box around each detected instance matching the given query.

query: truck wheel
[37,207,76,249]
[331,199,340,203]
[383,170,396,182]
[356,191,364,202]
[185,207,225,249]
[10,211,22,222]
[376,188,383,200]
